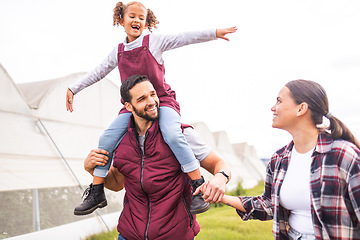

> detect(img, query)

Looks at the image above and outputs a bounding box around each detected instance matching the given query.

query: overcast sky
[1,0,359,158]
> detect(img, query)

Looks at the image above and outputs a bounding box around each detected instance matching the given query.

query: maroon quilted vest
[112,118,200,240]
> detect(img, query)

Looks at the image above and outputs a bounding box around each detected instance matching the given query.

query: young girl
[214,80,360,239]
[67,1,237,216]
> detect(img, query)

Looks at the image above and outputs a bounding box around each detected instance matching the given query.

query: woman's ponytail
[327,115,360,149]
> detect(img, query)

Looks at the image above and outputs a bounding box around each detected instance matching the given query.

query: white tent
[0,66,122,191]
[233,142,266,181]
[192,123,265,190]
[0,64,123,239]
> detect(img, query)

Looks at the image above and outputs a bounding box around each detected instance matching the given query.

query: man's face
[127,81,160,121]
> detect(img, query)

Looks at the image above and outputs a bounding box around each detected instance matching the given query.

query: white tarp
[0,64,121,191]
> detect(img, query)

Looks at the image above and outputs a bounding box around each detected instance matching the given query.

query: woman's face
[271,86,299,131]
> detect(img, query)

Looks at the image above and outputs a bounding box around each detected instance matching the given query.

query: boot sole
[74,200,108,216]
[190,202,210,215]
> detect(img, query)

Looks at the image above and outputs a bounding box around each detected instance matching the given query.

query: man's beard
[133,104,159,121]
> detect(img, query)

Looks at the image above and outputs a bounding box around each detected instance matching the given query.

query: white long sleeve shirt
[69,29,217,95]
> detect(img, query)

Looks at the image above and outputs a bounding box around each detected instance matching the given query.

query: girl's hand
[66,88,74,112]
[216,26,238,41]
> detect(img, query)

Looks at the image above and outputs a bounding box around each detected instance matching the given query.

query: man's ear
[297,102,308,117]
[125,102,133,112]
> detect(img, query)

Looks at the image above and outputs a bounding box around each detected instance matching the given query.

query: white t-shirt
[279,147,315,234]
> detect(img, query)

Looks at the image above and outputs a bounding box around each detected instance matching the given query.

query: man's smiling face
[128,80,159,121]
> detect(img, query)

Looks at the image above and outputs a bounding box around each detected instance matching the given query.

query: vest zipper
[182,196,194,228]
[141,154,151,240]
[139,132,151,240]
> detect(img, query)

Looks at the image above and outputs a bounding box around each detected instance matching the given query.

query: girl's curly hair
[113,1,159,32]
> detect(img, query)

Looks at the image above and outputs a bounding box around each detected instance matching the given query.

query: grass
[84,229,118,240]
[195,205,273,240]
[85,181,273,240]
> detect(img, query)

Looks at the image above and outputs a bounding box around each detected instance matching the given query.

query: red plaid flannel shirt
[237,132,360,240]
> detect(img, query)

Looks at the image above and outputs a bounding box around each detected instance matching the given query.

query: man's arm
[183,127,231,204]
[198,151,231,204]
[200,151,231,179]
[104,166,124,191]
[84,149,124,192]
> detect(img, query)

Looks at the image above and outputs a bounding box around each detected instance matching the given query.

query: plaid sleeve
[346,146,360,222]
[237,195,273,221]
[236,160,275,221]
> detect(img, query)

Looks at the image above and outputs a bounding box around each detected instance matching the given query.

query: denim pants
[117,233,126,240]
[94,112,131,178]
[94,106,200,178]
[288,227,315,240]
[159,106,200,173]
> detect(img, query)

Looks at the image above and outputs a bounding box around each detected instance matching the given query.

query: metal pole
[32,189,41,231]
[36,119,111,232]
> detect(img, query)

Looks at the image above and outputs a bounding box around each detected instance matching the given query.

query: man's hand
[84,149,109,174]
[84,148,124,191]
[193,173,227,204]
[66,88,74,112]
[196,151,231,204]
[216,26,238,41]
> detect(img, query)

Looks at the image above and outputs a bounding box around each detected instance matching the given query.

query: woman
[218,80,360,239]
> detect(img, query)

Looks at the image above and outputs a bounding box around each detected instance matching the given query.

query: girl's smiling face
[120,3,148,43]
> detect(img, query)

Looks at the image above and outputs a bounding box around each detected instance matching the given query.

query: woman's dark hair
[113,1,159,32]
[286,79,360,148]
[120,75,149,103]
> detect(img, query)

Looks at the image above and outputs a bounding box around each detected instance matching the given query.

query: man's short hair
[120,75,150,103]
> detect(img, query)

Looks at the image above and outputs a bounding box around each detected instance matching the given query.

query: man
[84,75,231,239]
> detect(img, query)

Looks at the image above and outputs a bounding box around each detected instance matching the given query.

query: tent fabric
[17,72,122,128]
[0,65,121,191]
[0,65,31,115]
[192,123,265,189]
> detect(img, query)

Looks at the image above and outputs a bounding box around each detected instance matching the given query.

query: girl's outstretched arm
[216,26,238,41]
[66,88,74,112]
[221,194,246,212]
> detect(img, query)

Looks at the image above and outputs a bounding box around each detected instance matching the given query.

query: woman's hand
[221,195,246,212]
[216,26,238,41]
